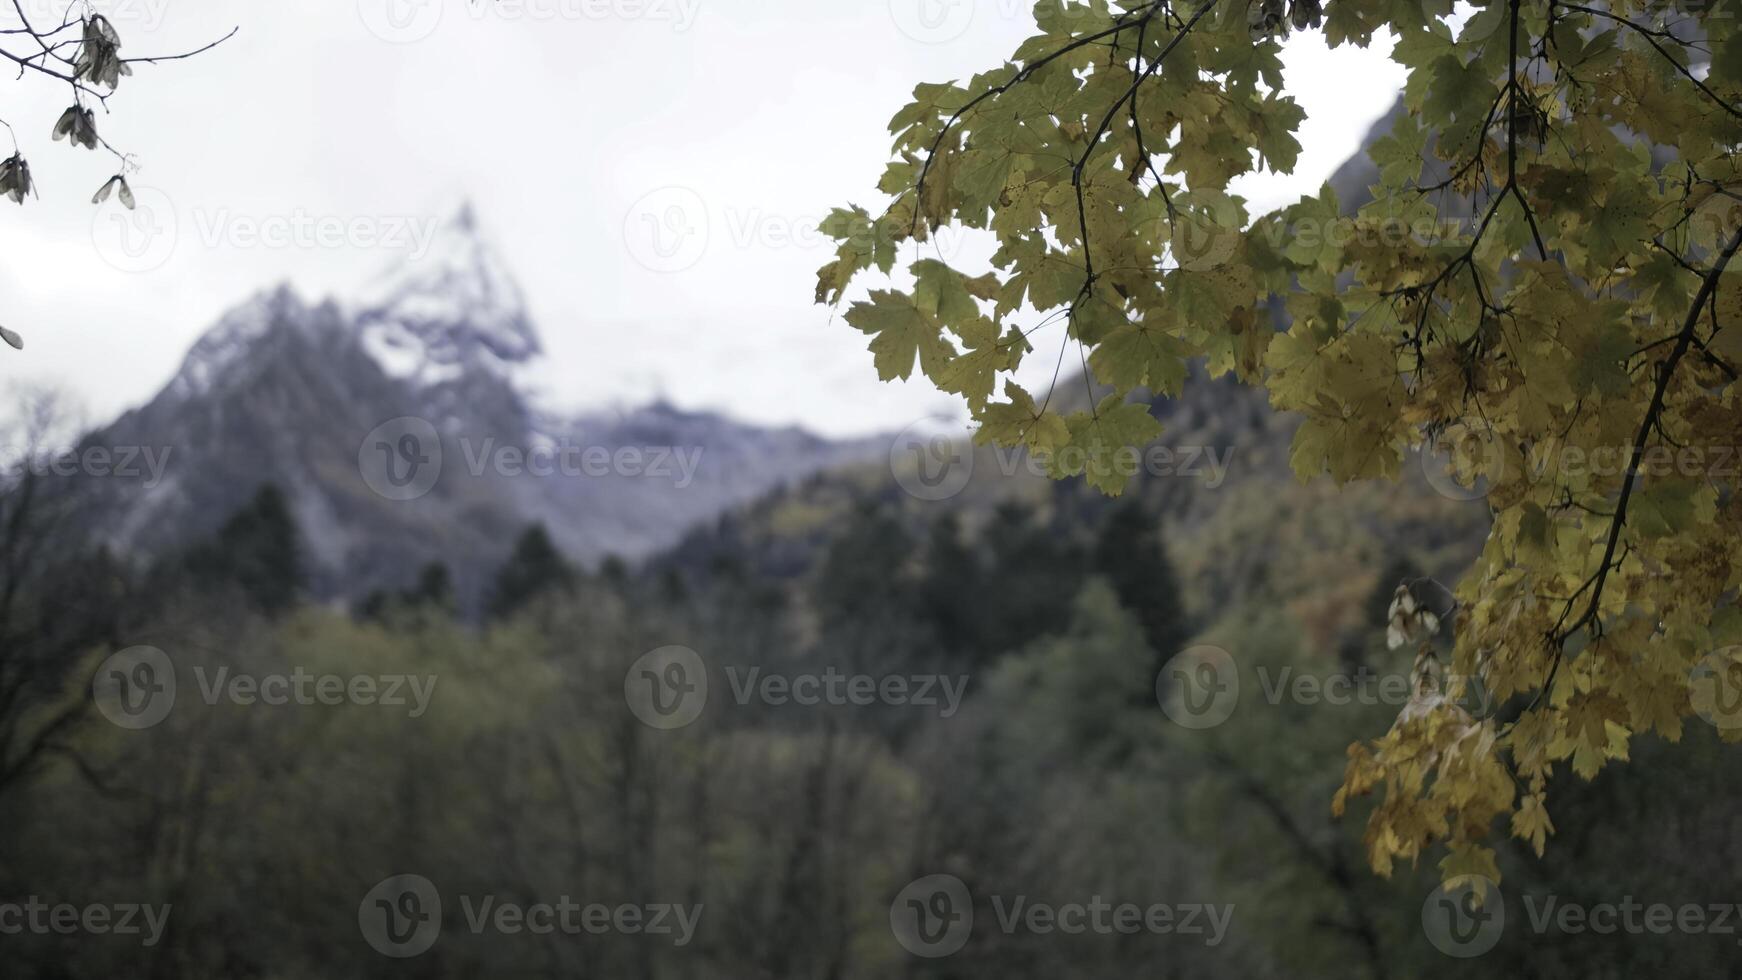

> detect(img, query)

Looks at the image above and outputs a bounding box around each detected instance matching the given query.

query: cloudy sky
[0,0,1404,437]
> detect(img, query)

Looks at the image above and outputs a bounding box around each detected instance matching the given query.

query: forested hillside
[5,368,1739,977]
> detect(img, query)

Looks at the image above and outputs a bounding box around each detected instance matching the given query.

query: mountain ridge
[64,205,885,612]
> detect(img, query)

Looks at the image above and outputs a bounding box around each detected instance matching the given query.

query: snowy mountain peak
[78,200,890,608]
[168,284,312,399]
[452,200,480,233]
[352,203,542,388]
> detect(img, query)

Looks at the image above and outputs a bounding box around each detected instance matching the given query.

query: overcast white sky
[0,0,1403,437]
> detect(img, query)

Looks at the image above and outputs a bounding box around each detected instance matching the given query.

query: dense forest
[4,417,1740,977]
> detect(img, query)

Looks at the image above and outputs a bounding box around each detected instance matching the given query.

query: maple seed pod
[1386,581,1452,650]
[74,15,132,90]
[0,154,31,204]
[52,106,79,142]
[52,106,99,150]
[92,175,136,209]
[1248,0,1286,38]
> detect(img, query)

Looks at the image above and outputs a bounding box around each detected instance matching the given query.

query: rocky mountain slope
[72,206,883,607]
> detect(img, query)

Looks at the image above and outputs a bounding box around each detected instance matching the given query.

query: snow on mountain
[161,204,534,404]
[350,203,542,390]
[166,285,315,400]
[68,203,886,610]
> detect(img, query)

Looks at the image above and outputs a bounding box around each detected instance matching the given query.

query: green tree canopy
[185,484,304,616]
[818,0,1742,883]
[488,524,576,622]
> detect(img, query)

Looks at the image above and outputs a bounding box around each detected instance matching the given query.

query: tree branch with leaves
[0,1,236,351]
[817,0,1742,884]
